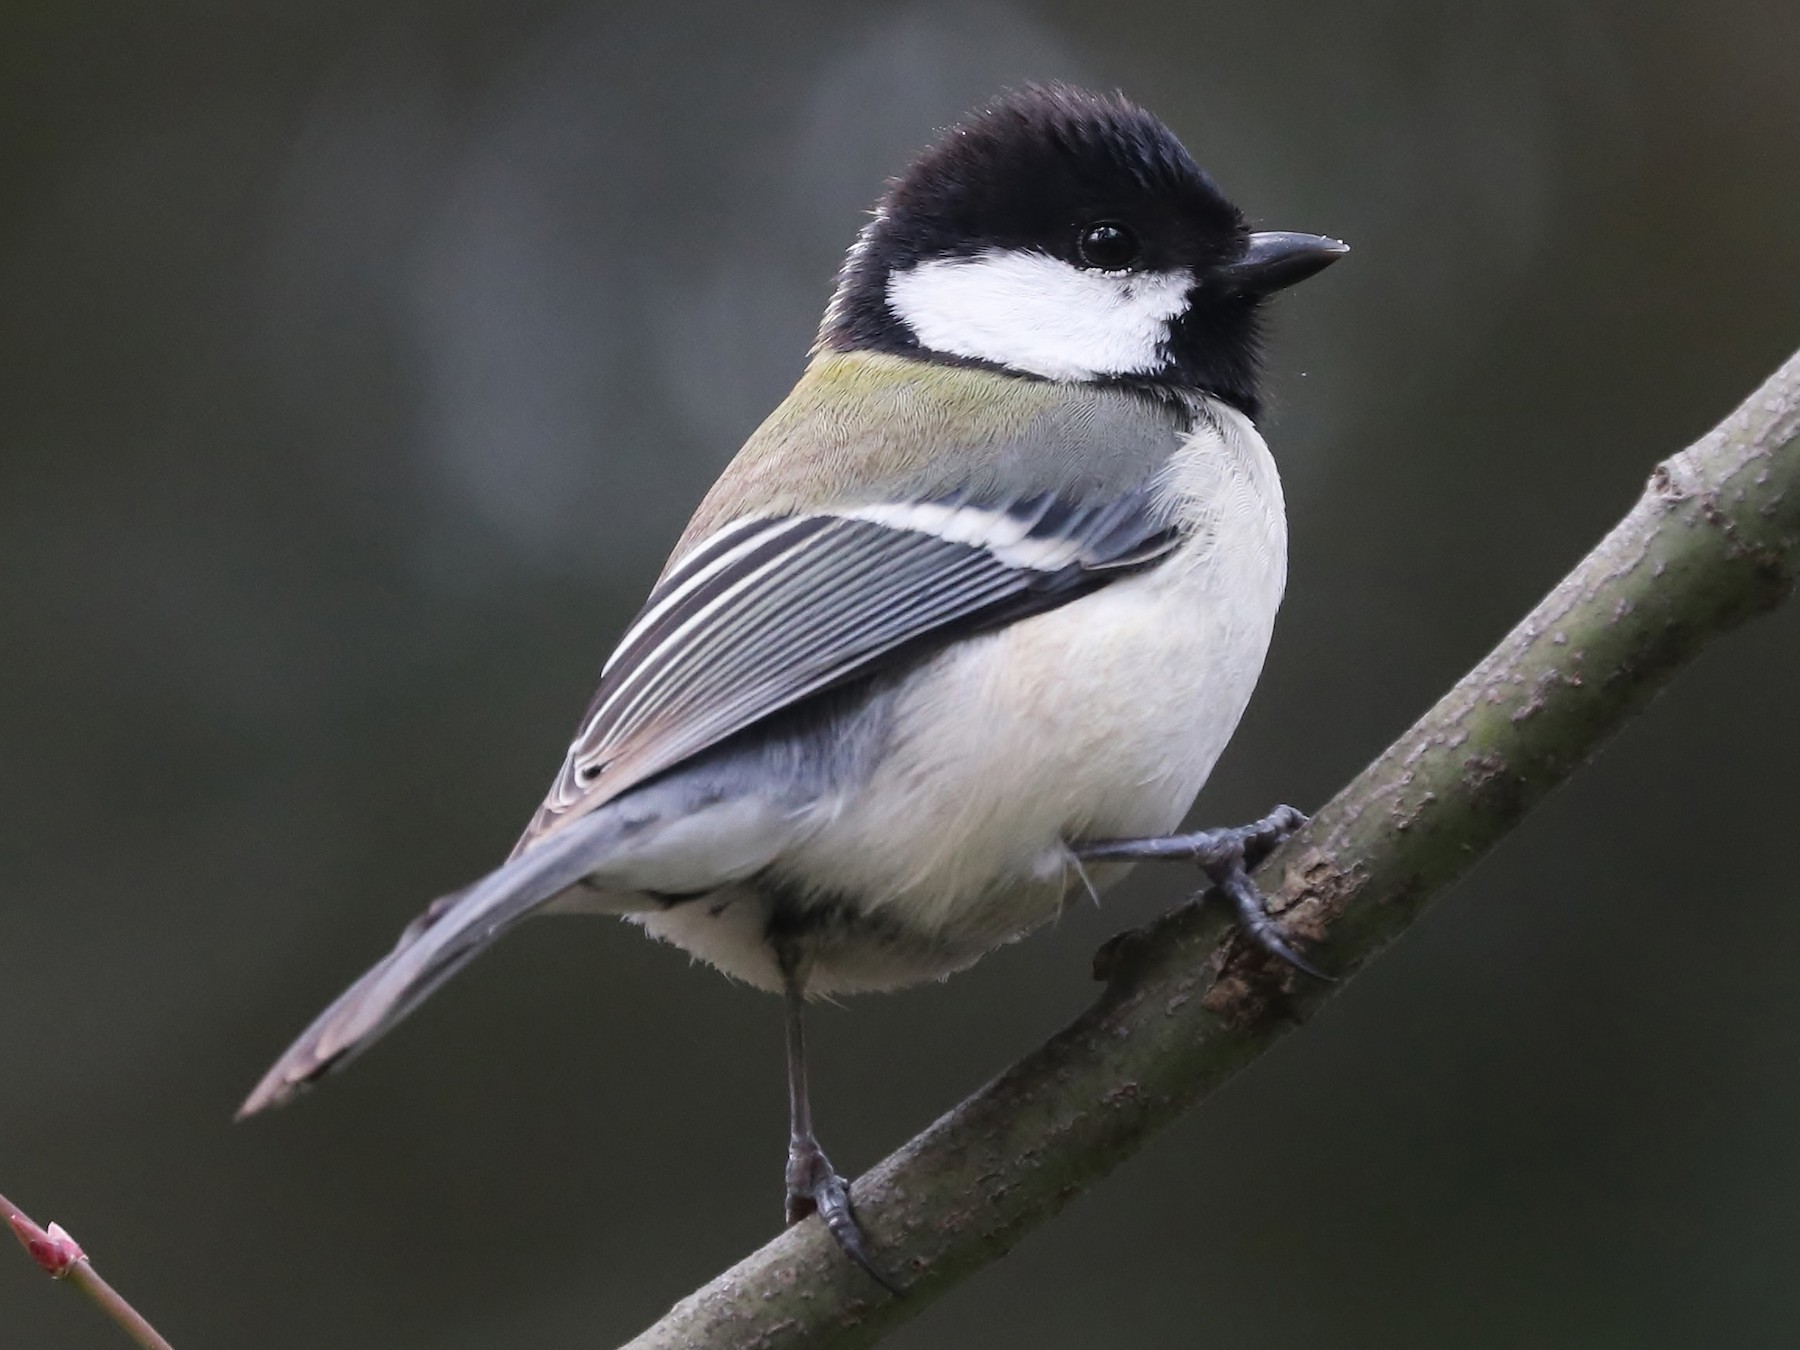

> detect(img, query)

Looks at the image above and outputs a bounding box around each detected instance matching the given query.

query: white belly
[733,403,1289,991]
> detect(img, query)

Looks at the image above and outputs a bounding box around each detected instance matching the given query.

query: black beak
[1212,231,1349,295]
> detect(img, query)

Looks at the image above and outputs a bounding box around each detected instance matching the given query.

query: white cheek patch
[885,250,1192,382]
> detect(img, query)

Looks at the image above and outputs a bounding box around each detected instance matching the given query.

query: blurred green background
[4,2,1799,1346]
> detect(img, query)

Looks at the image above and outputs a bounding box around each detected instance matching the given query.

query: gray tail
[237,812,625,1119]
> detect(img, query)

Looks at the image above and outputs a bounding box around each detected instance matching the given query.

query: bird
[238,83,1346,1288]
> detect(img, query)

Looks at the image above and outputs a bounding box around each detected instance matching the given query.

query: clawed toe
[1237,803,1307,870]
[786,1144,899,1293]
[1075,804,1328,980]
[1204,850,1331,980]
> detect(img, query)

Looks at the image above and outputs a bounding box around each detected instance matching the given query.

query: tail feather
[237,811,629,1118]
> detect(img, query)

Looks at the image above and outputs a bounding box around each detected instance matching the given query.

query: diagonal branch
[622,349,1800,1350]
[3,1189,175,1350]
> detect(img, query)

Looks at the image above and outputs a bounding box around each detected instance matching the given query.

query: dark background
[5,3,1799,1346]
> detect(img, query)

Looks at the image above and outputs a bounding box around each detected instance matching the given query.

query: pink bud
[6,1207,85,1278]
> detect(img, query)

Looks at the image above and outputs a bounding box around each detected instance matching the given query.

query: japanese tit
[240,83,1345,1283]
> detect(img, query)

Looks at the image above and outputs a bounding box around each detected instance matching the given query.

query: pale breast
[779,400,1287,981]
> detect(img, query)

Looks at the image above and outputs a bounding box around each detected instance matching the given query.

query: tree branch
[622,349,1800,1350]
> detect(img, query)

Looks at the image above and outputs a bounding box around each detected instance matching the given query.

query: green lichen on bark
[621,351,1800,1350]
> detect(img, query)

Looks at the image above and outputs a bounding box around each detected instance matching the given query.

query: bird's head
[819,84,1346,419]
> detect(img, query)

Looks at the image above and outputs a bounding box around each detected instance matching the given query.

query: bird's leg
[779,956,899,1293]
[1076,804,1329,978]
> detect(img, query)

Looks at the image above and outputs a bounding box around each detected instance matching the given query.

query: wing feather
[513,489,1182,853]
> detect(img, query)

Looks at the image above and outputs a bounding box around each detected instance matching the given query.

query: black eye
[1076,221,1139,271]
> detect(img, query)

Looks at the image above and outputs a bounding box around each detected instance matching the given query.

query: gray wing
[513,488,1182,851]
[238,487,1181,1116]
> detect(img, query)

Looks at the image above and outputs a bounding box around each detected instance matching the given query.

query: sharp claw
[1241,915,1334,982]
[1075,805,1329,979]
[787,1144,901,1294]
[1210,861,1334,981]
[812,1176,902,1294]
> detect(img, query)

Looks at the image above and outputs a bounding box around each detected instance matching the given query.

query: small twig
[3,1189,175,1350]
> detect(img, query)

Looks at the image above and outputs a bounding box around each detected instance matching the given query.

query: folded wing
[517,489,1182,853]
[240,487,1182,1116]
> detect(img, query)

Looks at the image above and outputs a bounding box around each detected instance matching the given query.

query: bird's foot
[786,1135,899,1293]
[1077,804,1330,979]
